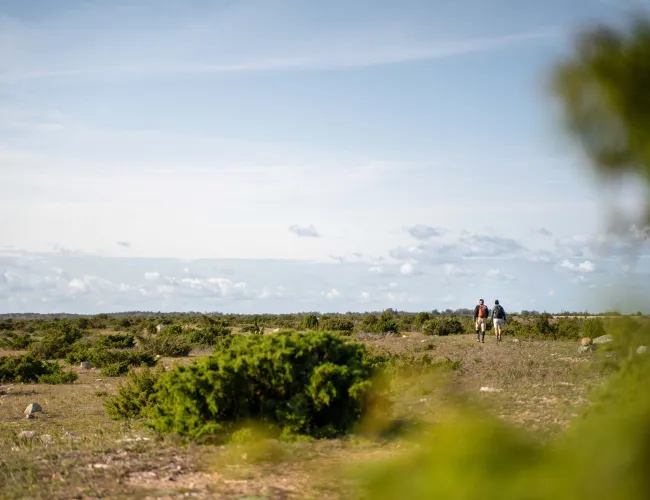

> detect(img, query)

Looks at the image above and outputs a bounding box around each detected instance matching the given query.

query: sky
[2,0,650,314]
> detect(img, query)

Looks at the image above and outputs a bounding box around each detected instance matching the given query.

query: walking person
[491,299,507,342]
[473,298,488,343]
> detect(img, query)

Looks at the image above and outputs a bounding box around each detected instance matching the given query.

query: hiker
[491,299,507,342]
[473,299,489,343]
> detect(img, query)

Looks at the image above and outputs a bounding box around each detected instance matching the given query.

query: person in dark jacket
[491,299,507,342]
[473,298,489,343]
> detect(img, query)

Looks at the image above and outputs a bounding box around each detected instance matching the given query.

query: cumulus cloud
[406,225,444,241]
[400,262,414,275]
[368,266,383,274]
[289,224,320,238]
[359,291,370,302]
[68,278,89,294]
[324,288,340,299]
[390,231,529,266]
[559,260,596,273]
[144,271,160,281]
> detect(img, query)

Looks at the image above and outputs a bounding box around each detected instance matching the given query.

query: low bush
[146,331,376,439]
[583,318,607,339]
[101,362,130,377]
[0,332,33,350]
[185,325,232,347]
[0,354,77,384]
[302,313,319,330]
[319,317,355,333]
[422,317,465,336]
[66,347,156,368]
[139,333,192,357]
[29,322,84,359]
[95,334,135,349]
[104,365,166,419]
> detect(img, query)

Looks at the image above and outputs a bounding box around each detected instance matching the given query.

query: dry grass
[0,333,607,499]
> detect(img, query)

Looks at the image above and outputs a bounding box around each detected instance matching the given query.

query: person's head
[479,299,484,305]
[495,299,499,305]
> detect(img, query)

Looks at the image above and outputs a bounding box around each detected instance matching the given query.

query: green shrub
[302,314,319,330]
[0,332,33,350]
[147,331,376,439]
[37,370,78,384]
[75,317,93,330]
[422,317,464,336]
[583,318,607,339]
[139,334,192,357]
[101,362,130,377]
[96,334,135,349]
[556,318,582,340]
[29,323,83,359]
[415,312,432,327]
[0,355,77,384]
[366,311,399,335]
[319,317,355,333]
[105,365,166,419]
[66,347,156,368]
[185,326,232,347]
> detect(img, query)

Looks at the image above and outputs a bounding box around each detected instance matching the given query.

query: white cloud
[400,263,414,275]
[368,266,384,274]
[559,260,595,273]
[68,278,89,294]
[325,288,340,299]
[359,291,370,302]
[289,224,320,238]
[406,225,444,241]
[144,271,160,281]
[548,289,555,297]
[579,261,595,273]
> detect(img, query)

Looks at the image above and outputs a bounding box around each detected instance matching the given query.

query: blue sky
[2,0,650,314]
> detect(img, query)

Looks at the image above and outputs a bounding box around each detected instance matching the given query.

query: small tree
[302,313,319,330]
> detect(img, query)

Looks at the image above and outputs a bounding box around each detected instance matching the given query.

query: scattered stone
[24,402,42,416]
[89,463,110,469]
[80,362,92,370]
[578,345,597,353]
[479,387,503,393]
[18,431,36,441]
[512,339,520,343]
[156,324,167,333]
[637,345,647,354]
[593,335,613,344]
[40,434,53,444]
[580,337,593,346]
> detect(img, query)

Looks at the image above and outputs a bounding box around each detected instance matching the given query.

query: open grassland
[0,331,607,500]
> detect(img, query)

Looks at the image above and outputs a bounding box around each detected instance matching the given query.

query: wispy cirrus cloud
[0,7,558,84]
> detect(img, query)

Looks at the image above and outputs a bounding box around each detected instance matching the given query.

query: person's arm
[473,305,478,319]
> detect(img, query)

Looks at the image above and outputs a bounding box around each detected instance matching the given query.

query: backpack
[477,305,488,318]
[494,305,505,319]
